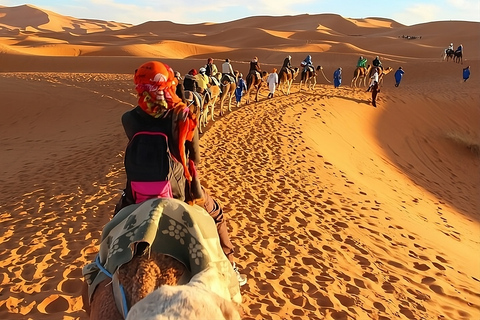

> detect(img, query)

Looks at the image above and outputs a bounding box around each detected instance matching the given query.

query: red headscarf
[133,61,197,181]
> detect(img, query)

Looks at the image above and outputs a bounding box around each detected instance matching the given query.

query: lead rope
[319,66,332,84]
[95,255,129,319]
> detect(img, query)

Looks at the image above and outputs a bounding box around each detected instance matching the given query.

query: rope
[95,255,129,319]
[319,66,332,84]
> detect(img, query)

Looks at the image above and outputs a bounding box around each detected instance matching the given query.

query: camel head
[125,266,242,320]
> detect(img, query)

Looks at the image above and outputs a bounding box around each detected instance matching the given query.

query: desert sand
[0,4,479,320]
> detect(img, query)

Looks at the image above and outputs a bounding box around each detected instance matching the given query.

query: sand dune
[0,4,479,320]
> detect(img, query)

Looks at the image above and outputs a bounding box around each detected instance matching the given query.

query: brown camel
[351,65,372,88]
[198,75,221,133]
[218,72,238,116]
[82,252,186,320]
[245,70,267,104]
[82,198,242,320]
[278,67,299,95]
[367,66,394,86]
[299,65,321,91]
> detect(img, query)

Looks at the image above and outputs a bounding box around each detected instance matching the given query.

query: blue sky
[3,0,479,26]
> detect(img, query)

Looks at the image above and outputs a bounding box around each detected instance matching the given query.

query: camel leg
[211,102,215,121]
[219,99,224,116]
[228,94,233,112]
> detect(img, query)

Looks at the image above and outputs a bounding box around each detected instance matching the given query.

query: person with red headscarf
[118,61,247,285]
[205,57,218,77]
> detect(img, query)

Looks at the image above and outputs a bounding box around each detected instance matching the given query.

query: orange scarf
[134,61,197,181]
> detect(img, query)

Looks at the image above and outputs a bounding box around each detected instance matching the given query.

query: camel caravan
[80,54,401,320]
[169,54,403,134]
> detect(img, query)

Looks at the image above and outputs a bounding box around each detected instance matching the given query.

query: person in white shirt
[221,59,235,78]
[367,68,379,92]
[267,68,278,98]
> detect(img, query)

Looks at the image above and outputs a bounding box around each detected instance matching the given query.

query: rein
[318,66,332,84]
[95,255,130,319]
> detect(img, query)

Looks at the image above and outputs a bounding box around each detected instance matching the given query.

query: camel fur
[218,71,238,116]
[245,70,267,104]
[351,65,372,88]
[125,266,242,320]
[278,67,299,95]
[299,66,321,91]
[82,252,187,320]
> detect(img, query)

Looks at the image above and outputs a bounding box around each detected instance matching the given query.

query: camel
[351,65,372,88]
[82,198,242,320]
[454,51,463,64]
[126,266,241,320]
[183,89,201,115]
[82,252,186,320]
[245,70,267,104]
[442,48,455,61]
[218,72,238,116]
[367,66,394,86]
[198,75,221,133]
[278,67,299,95]
[299,66,321,91]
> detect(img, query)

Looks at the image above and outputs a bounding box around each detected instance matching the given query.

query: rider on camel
[301,55,314,73]
[357,56,367,68]
[221,58,236,82]
[196,67,211,104]
[183,68,199,93]
[455,44,463,54]
[372,56,382,68]
[205,57,218,78]
[249,57,261,78]
[183,69,204,114]
[282,55,295,76]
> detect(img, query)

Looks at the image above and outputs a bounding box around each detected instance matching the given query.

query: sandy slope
[0,4,479,320]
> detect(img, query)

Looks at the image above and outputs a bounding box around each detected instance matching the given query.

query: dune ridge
[0,4,479,320]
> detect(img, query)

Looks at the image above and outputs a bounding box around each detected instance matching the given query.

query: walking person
[394,67,405,87]
[367,68,379,92]
[463,66,470,82]
[235,73,247,107]
[333,67,342,88]
[371,81,380,108]
[267,68,278,98]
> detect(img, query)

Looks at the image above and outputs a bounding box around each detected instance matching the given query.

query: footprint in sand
[37,294,70,314]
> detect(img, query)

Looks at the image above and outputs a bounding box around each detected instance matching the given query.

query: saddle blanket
[82,198,241,304]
